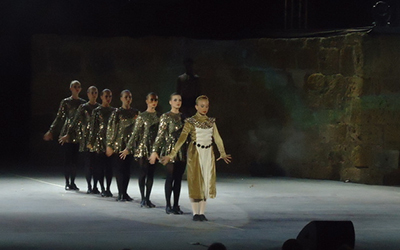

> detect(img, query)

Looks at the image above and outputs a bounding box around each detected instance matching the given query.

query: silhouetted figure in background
[176,58,201,119]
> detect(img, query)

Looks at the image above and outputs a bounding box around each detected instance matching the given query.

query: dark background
[0,0,396,163]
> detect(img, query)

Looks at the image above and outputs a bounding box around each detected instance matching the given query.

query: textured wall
[30,33,400,184]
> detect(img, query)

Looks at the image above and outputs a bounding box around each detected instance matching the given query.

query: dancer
[120,92,159,208]
[87,89,115,197]
[161,95,231,221]
[60,86,100,194]
[106,90,138,202]
[149,93,186,214]
[176,58,201,119]
[43,80,86,190]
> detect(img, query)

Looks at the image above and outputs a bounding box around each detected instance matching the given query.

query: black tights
[138,157,156,202]
[165,161,185,208]
[83,152,96,189]
[95,152,113,191]
[63,143,79,185]
[114,154,132,196]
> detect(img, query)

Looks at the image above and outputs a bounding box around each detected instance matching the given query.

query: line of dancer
[44,79,231,221]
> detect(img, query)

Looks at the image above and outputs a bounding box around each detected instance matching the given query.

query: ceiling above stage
[0,0,387,39]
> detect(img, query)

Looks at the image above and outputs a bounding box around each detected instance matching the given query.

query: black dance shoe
[140,200,147,207]
[105,190,113,197]
[166,206,174,214]
[116,194,126,202]
[193,214,201,221]
[86,187,92,194]
[173,205,184,215]
[70,183,80,191]
[199,214,208,221]
[101,190,106,197]
[146,200,156,208]
[123,194,133,201]
[92,187,100,194]
[65,184,72,191]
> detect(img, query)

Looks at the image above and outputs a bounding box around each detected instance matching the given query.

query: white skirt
[195,127,213,199]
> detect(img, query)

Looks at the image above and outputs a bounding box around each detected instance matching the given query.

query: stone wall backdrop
[30,33,400,185]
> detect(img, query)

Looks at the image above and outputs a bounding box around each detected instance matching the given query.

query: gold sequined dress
[88,106,115,153]
[106,107,138,153]
[67,102,100,152]
[168,113,227,199]
[152,112,186,162]
[49,97,86,143]
[126,111,159,158]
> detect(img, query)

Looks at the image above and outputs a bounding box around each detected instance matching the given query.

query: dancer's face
[169,95,182,109]
[195,99,209,115]
[101,91,112,105]
[120,92,132,106]
[146,94,158,109]
[70,83,82,95]
[87,88,98,102]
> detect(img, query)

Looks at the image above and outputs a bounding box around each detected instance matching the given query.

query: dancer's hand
[87,144,93,150]
[217,154,232,164]
[106,146,114,157]
[43,131,53,141]
[58,135,69,145]
[160,156,171,166]
[119,148,129,160]
[149,152,160,165]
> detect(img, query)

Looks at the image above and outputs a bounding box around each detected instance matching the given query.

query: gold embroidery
[186,117,215,129]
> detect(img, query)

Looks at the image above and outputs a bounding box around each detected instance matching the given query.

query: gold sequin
[126,111,159,158]
[88,106,115,153]
[152,112,186,161]
[49,97,86,144]
[106,107,139,152]
[68,102,100,152]
[185,116,215,129]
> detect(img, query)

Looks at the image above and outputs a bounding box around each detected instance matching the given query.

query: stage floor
[1,166,400,250]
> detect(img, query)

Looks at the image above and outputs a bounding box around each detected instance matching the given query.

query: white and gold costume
[168,112,227,199]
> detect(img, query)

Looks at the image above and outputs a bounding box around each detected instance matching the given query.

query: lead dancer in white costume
[161,95,231,221]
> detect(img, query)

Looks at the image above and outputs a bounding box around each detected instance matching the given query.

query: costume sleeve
[212,123,227,158]
[106,109,118,150]
[88,109,98,147]
[49,99,67,135]
[152,114,168,153]
[168,121,191,159]
[65,104,84,136]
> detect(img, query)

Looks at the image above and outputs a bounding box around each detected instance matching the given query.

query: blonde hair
[87,86,98,93]
[70,80,81,88]
[146,92,158,100]
[120,89,131,97]
[195,95,209,105]
[101,89,112,96]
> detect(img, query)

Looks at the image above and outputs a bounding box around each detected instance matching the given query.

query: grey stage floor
[1,166,400,250]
